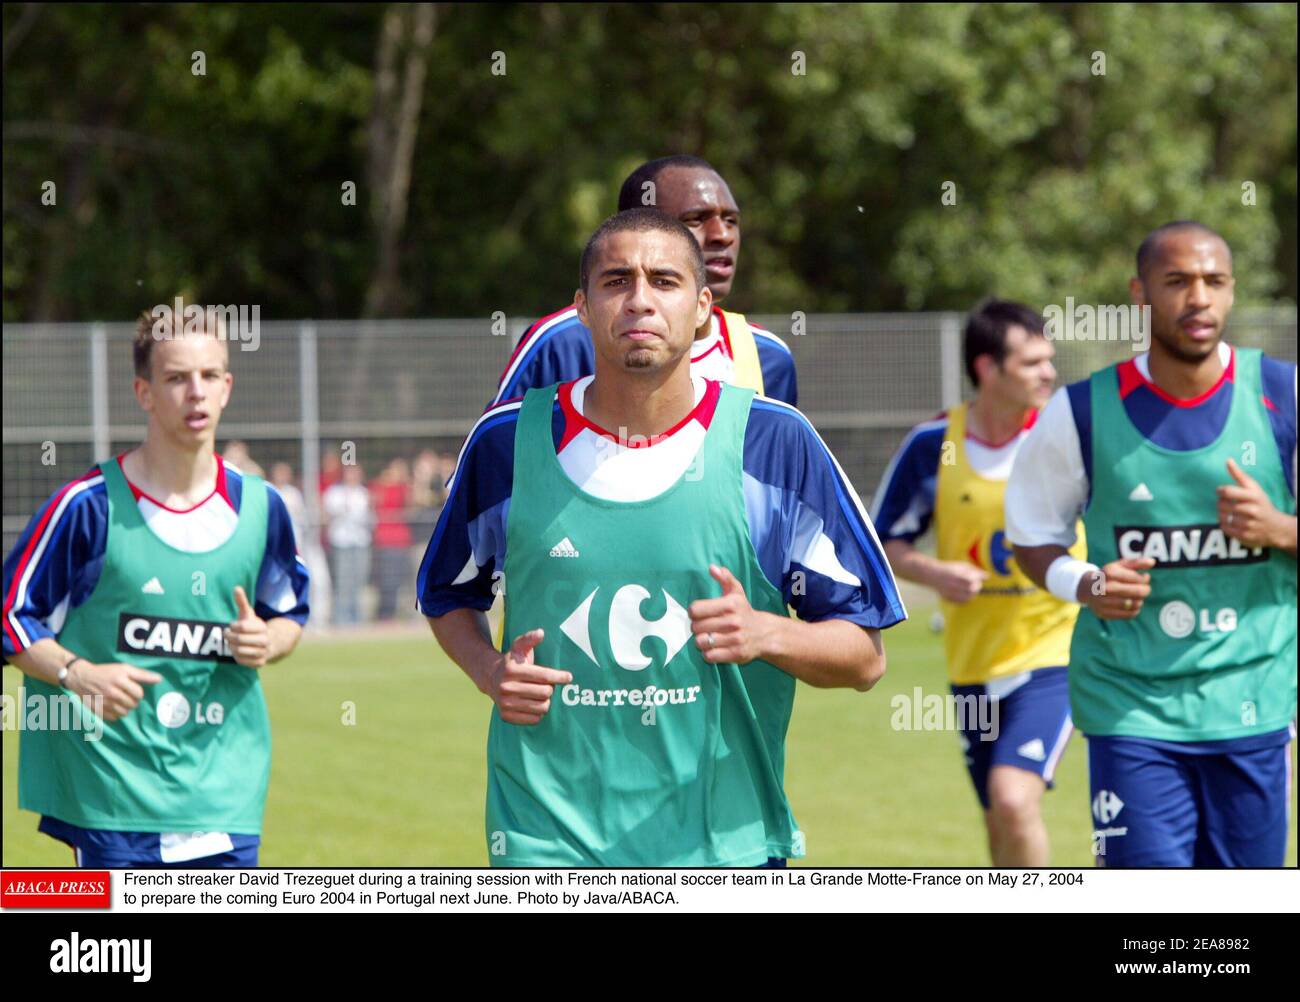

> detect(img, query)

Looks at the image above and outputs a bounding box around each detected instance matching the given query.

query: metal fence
[4,308,1296,563]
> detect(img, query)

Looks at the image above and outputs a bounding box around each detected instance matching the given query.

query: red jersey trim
[964,408,1037,449]
[121,451,231,513]
[691,339,726,364]
[556,379,723,452]
[972,410,1040,449]
[1118,348,1235,407]
[712,306,736,359]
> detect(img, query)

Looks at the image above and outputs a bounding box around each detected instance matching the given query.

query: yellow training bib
[934,402,1084,684]
[717,309,765,396]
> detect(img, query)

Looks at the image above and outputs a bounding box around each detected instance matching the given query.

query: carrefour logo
[967,530,1015,576]
[559,584,692,672]
[1092,789,1124,825]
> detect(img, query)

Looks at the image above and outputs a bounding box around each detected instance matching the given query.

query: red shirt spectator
[371,461,412,549]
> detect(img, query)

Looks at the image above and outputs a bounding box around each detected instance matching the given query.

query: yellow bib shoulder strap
[718,309,765,396]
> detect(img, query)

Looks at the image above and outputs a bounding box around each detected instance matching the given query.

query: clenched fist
[225,586,270,668]
[1077,558,1155,620]
[483,628,573,725]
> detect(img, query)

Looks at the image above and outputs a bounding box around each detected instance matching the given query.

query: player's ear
[1128,275,1147,307]
[133,375,152,413]
[695,283,712,329]
[575,288,589,327]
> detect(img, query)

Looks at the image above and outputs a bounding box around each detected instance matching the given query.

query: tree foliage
[3,2,1295,323]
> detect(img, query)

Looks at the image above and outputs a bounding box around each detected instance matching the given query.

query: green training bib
[18,457,273,831]
[1071,348,1297,740]
[489,383,803,866]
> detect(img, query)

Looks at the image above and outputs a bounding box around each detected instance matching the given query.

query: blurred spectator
[318,447,344,556]
[270,461,332,628]
[222,440,265,478]
[410,449,445,546]
[438,452,457,491]
[370,457,413,621]
[319,448,343,496]
[323,463,373,626]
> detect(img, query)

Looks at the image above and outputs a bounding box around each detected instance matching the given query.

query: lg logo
[155,691,224,728]
[1158,601,1237,639]
[560,584,693,672]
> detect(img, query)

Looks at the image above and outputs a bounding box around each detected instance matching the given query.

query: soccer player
[491,155,798,407]
[1008,221,1297,867]
[2,309,310,868]
[871,300,1082,866]
[420,208,904,867]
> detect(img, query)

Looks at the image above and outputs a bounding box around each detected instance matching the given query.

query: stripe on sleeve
[444,399,524,496]
[868,415,947,523]
[751,327,794,356]
[4,471,103,650]
[752,397,907,621]
[492,307,579,405]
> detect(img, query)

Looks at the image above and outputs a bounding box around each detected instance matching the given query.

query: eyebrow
[680,205,739,217]
[1161,268,1230,278]
[597,265,687,280]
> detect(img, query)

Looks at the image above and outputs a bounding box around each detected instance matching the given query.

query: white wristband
[1045,556,1099,604]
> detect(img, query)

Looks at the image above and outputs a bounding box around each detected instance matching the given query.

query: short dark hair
[617,155,719,211]
[133,304,228,379]
[963,299,1045,387]
[1136,220,1229,279]
[579,208,707,292]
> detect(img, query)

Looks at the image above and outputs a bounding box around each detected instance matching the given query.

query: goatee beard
[1156,330,1219,364]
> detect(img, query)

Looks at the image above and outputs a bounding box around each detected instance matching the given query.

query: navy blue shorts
[1087,728,1293,867]
[75,842,260,869]
[41,816,260,868]
[951,666,1074,809]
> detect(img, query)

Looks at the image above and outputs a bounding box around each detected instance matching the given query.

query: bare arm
[751,613,886,692]
[883,538,987,604]
[265,617,303,662]
[1013,543,1155,621]
[9,637,162,722]
[427,607,499,695]
[1012,543,1071,594]
[688,565,885,692]
[428,608,573,724]
[8,635,83,689]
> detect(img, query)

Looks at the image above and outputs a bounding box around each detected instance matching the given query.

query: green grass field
[4,606,1296,867]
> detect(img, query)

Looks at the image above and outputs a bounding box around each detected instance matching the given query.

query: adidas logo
[1128,483,1154,501]
[548,537,580,558]
[1017,738,1046,762]
[141,577,165,595]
